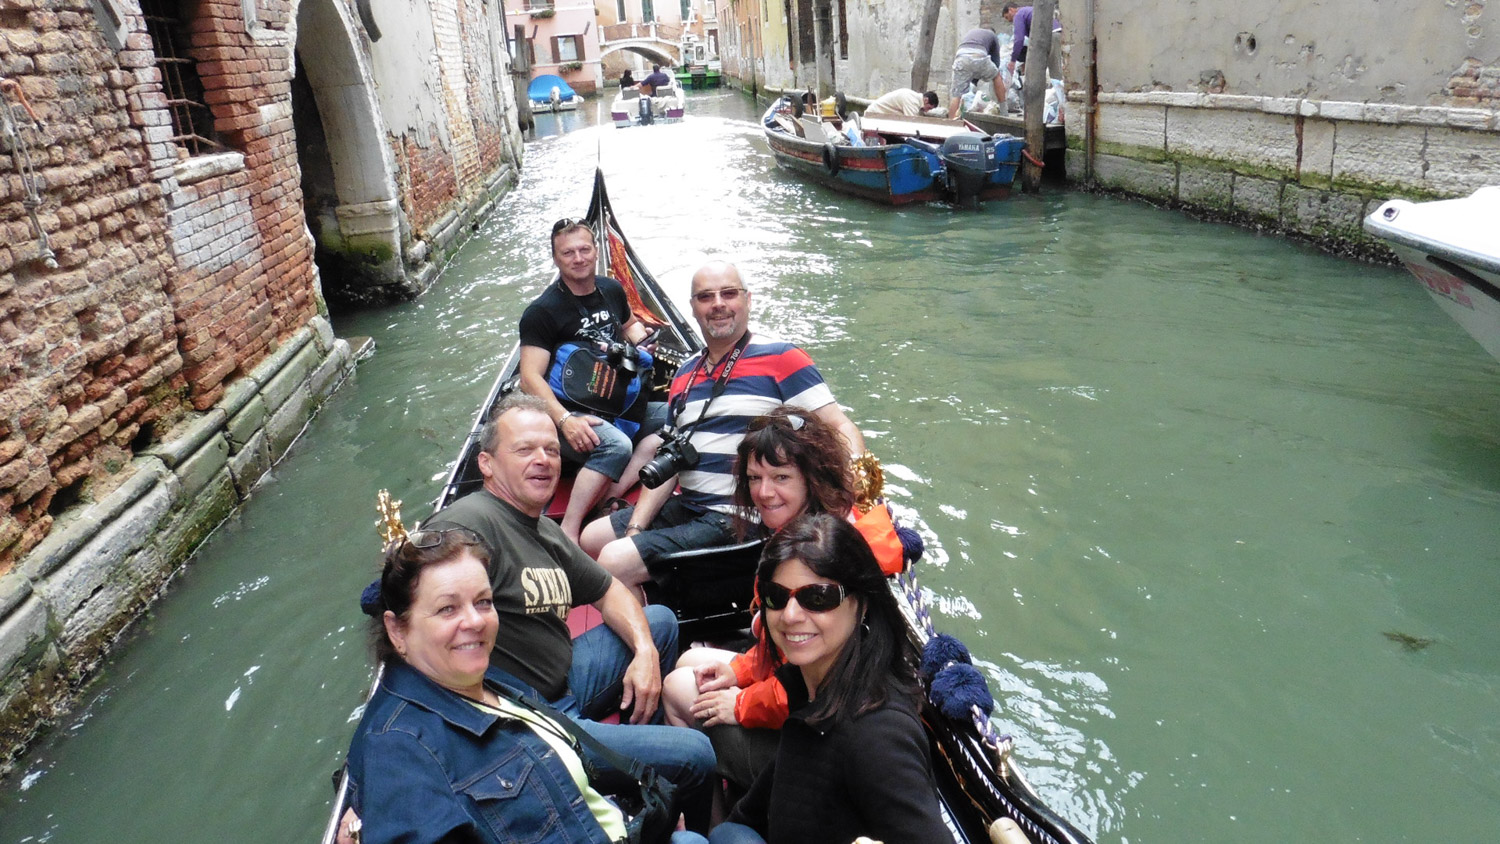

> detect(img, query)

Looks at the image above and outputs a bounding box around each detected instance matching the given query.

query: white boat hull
[1365,187,1500,365]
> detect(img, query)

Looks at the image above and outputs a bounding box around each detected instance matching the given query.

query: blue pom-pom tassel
[929,663,994,720]
[895,522,924,563]
[359,578,383,617]
[920,633,971,681]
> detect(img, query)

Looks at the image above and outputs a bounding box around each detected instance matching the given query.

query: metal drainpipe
[1084,0,1097,184]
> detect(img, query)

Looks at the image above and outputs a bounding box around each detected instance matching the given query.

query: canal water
[6,91,1500,843]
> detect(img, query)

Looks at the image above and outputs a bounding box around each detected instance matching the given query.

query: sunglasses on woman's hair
[748,413,806,432]
[402,527,482,552]
[759,580,847,613]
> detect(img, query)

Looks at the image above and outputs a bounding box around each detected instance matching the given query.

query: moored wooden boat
[528,73,580,112]
[1364,187,1500,365]
[320,168,1094,844]
[761,95,1024,206]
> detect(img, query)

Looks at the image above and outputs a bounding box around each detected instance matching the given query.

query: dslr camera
[578,327,643,375]
[638,426,699,489]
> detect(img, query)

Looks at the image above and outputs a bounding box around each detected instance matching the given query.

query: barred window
[140,0,225,156]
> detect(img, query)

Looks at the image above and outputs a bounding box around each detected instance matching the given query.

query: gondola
[320,168,1094,844]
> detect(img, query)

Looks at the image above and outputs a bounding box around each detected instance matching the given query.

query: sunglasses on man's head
[759,580,847,613]
[551,217,582,235]
[691,287,745,304]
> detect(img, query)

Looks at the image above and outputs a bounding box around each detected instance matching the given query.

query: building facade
[0,0,523,771]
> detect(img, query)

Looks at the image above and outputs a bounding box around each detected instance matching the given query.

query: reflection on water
[6,89,1500,844]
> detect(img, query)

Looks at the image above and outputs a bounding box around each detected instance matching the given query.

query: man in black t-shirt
[421,393,714,825]
[517,219,664,542]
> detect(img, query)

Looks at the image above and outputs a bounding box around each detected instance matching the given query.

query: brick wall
[395,129,461,233]
[0,1,186,572]
[0,0,320,572]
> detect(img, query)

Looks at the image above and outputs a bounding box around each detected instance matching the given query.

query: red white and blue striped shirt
[667,336,836,516]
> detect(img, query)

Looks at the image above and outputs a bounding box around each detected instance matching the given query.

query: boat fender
[989,817,1035,844]
[822,143,841,175]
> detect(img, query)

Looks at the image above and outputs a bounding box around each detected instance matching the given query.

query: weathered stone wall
[1072,94,1500,255]
[0,0,524,772]
[1060,1,1500,253]
[364,0,521,296]
[0,316,359,775]
[0,0,316,572]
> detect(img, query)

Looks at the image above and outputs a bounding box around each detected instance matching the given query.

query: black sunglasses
[552,217,587,235]
[759,580,847,613]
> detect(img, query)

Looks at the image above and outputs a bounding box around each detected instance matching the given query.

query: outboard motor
[938,132,996,207]
[638,94,654,125]
[549,86,562,112]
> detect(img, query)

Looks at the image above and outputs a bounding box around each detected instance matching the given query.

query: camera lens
[638,454,674,489]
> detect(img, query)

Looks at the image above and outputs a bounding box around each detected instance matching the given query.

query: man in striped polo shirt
[581,261,865,599]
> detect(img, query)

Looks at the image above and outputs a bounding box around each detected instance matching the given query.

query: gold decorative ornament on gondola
[851,451,884,514]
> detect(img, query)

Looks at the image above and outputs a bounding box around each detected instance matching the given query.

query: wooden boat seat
[646,537,764,639]
[774,112,804,138]
[861,113,978,141]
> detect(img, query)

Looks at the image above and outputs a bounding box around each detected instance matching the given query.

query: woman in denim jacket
[345,527,708,844]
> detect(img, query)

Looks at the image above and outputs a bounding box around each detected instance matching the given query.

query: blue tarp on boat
[527,74,577,104]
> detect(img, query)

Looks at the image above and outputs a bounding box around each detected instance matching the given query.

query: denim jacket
[348,661,619,844]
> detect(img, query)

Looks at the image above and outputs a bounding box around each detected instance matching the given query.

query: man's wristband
[625,523,645,534]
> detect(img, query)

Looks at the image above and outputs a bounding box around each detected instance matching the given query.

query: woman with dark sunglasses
[708,514,947,843]
[341,529,709,844]
[662,407,905,803]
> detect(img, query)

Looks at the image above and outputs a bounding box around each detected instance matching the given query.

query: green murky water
[6,91,1500,843]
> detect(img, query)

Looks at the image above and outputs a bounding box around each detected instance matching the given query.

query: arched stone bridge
[600,21,684,66]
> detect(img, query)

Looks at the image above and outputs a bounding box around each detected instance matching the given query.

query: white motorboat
[1365,187,1500,364]
[610,77,685,127]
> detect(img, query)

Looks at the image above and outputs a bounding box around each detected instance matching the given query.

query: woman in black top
[708,514,948,844]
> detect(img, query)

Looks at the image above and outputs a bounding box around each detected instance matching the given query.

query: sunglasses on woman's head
[402,527,482,552]
[759,580,846,613]
[748,413,806,433]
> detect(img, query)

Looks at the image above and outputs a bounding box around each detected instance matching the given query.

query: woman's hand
[336,808,361,844]
[690,686,742,727]
[693,661,737,692]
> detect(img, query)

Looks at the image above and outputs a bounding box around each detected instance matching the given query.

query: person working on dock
[946,25,1007,118]
[580,261,866,600]
[518,218,666,543]
[641,64,673,94]
[418,393,716,829]
[1002,3,1063,85]
[865,88,942,117]
[345,529,710,844]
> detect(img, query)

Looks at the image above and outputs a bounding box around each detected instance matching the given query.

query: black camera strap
[670,331,751,436]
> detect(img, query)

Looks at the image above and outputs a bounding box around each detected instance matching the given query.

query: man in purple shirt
[1003,4,1061,82]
